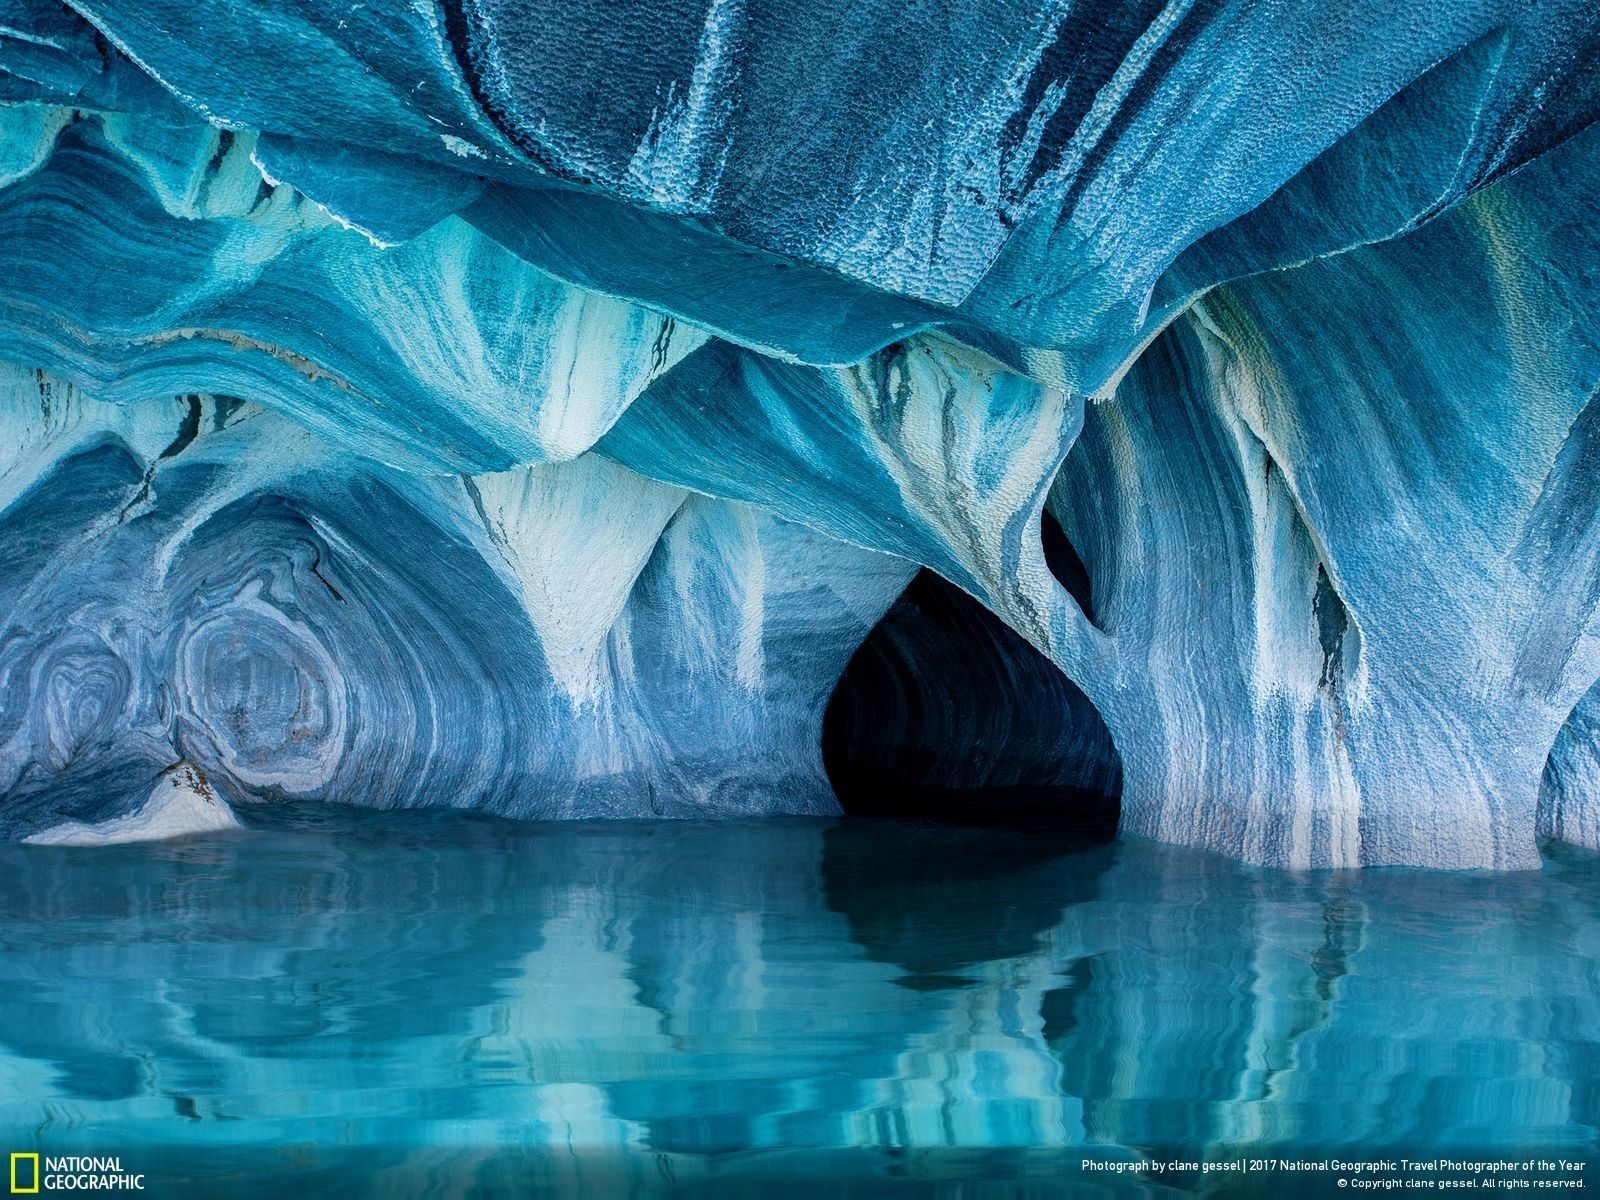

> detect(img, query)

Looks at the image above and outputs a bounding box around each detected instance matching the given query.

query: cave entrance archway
[821,547,1121,835]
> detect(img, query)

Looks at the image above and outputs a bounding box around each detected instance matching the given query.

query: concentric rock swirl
[2,0,1599,866]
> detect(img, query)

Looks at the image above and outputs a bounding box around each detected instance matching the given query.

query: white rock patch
[24,764,242,846]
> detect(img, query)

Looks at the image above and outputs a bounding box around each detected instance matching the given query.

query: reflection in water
[0,807,1596,1197]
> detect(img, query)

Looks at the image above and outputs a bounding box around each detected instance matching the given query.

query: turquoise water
[0,806,1596,1198]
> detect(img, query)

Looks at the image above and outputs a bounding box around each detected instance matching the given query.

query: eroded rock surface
[2,1,1598,865]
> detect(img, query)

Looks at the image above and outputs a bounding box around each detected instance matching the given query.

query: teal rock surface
[2,0,1599,866]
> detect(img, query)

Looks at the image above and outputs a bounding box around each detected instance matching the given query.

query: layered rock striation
[1,0,1598,865]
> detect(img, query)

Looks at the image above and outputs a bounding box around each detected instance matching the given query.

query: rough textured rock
[1542,683,1600,852]
[22,762,241,844]
[1,1,1598,866]
[0,369,912,839]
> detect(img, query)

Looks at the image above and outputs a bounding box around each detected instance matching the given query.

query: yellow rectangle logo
[9,1153,39,1194]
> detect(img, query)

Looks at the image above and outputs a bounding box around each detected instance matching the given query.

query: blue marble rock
[0,1,1598,866]
[0,370,914,839]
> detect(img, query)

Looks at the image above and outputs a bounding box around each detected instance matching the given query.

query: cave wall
[0,369,914,839]
[1,2,1599,864]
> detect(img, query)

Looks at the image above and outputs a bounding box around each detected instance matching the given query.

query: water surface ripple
[1,807,1596,1196]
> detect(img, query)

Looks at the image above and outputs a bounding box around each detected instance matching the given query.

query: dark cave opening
[1041,508,1095,622]
[821,565,1122,835]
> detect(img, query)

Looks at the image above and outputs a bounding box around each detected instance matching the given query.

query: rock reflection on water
[0,808,1595,1197]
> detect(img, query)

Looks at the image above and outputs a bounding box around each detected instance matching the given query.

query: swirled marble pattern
[0,368,914,838]
[1,1,1599,866]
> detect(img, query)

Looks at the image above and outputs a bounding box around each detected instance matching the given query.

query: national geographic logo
[7,1156,34,1195]
[9,1155,144,1192]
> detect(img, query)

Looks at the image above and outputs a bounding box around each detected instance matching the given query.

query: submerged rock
[0,1,1598,866]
